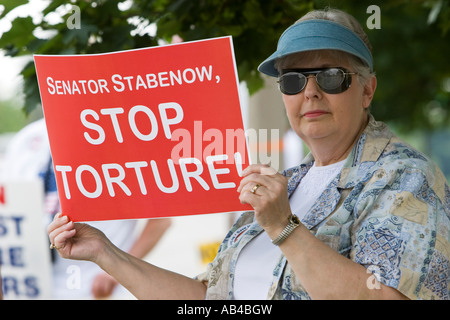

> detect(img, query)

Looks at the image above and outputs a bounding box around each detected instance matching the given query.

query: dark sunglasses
[278,67,358,95]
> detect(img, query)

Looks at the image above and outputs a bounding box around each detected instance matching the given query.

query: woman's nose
[303,76,322,100]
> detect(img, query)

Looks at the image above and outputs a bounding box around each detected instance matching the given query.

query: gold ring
[49,243,60,250]
[251,184,261,194]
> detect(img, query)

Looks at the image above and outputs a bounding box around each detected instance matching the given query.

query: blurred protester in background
[0,118,171,299]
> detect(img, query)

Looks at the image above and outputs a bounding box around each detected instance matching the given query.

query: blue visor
[258,19,373,77]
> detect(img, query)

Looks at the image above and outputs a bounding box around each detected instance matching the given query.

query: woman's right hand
[47,213,107,263]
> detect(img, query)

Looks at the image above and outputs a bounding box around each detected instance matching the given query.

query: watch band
[271,214,300,246]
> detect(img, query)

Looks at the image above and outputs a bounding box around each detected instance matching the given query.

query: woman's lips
[302,110,329,118]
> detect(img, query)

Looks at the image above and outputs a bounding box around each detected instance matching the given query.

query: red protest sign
[34,37,251,222]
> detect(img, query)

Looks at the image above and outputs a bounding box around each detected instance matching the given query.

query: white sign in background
[0,180,52,299]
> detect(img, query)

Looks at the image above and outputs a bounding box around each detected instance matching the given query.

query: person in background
[48,8,449,300]
[1,118,171,299]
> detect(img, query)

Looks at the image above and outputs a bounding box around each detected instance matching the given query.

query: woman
[48,8,450,300]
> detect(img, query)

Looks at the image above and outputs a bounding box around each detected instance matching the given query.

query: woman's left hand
[237,164,292,238]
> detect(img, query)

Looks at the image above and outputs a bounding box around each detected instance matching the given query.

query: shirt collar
[283,115,394,200]
[339,115,393,188]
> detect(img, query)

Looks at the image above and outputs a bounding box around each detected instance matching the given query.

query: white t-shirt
[289,160,346,221]
[233,160,345,299]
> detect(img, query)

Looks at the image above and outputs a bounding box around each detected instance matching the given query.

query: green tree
[333,0,450,132]
[0,100,27,133]
[0,0,449,131]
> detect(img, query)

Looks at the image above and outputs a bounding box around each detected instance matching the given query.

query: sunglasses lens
[316,68,345,91]
[279,73,306,95]
[278,68,352,95]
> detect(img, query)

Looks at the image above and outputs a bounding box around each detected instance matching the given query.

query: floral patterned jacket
[197,116,450,300]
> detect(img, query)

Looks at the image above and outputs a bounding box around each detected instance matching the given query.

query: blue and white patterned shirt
[198,116,450,300]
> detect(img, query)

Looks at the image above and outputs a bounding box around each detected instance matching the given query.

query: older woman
[48,8,449,300]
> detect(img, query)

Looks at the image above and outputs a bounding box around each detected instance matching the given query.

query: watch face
[291,215,300,225]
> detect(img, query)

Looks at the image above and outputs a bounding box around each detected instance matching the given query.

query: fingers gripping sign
[47,213,106,262]
[48,213,75,252]
[237,164,292,235]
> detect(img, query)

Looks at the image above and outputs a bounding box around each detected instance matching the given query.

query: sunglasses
[278,67,358,95]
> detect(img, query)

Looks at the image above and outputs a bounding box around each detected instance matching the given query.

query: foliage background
[0,0,449,133]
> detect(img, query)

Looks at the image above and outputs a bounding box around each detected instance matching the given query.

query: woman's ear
[362,75,377,109]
